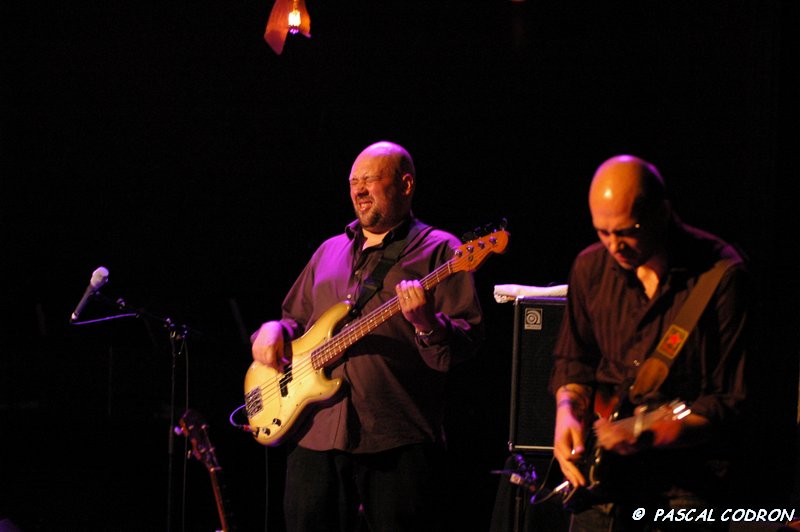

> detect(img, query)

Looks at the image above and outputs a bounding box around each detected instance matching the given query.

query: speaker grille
[508,297,565,452]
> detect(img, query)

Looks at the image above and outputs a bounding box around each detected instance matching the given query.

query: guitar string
[256,258,453,397]
[247,234,506,428]
[250,260,453,408]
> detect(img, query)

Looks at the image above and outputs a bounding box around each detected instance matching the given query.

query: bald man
[251,141,484,532]
[550,155,749,531]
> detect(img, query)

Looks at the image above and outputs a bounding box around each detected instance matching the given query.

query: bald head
[588,155,669,269]
[589,155,665,220]
[354,141,416,182]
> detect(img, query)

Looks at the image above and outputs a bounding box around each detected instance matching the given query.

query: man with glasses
[550,155,749,530]
[251,141,484,531]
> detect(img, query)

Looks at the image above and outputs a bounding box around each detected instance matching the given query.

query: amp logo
[524,308,543,331]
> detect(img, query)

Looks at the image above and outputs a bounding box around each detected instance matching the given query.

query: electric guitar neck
[177,409,236,532]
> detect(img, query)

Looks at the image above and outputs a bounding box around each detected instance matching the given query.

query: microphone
[70,266,109,322]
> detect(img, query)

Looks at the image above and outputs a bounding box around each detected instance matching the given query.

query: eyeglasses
[595,223,641,238]
[348,175,385,188]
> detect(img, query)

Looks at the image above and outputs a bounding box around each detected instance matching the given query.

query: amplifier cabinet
[508,296,566,452]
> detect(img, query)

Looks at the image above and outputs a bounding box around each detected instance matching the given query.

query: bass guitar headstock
[451,219,509,274]
[460,217,508,244]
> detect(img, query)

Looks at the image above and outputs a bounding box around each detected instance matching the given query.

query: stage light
[288,1,302,34]
[264,0,311,55]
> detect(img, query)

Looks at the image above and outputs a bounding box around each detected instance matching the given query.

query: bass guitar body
[244,301,351,446]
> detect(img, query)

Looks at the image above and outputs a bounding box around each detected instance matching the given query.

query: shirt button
[346,294,352,300]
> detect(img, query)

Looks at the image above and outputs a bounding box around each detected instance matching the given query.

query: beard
[352,186,406,233]
[356,208,383,230]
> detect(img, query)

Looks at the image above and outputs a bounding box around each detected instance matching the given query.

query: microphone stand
[71,291,200,532]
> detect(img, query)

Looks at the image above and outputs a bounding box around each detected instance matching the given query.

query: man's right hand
[251,321,290,369]
[553,384,592,488]
[554,406,587,487]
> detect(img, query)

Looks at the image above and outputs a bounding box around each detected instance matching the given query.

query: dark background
[2,1,798,530]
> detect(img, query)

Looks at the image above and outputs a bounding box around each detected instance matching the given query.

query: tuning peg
[461,219,509,243]
[461,231,478,243]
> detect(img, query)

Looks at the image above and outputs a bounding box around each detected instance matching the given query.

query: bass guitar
[562,391,691,513]
[244,226,509,446]
[177,409,236,532]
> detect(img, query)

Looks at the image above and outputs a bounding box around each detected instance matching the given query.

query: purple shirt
[277,217,484,453]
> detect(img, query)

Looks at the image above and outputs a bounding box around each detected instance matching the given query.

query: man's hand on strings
[252,321,291,370]
[396,280,440,334]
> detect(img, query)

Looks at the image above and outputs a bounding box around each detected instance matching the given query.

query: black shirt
[551,217,750,501]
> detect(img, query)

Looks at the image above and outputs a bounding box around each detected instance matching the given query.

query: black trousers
[284,443,445,532]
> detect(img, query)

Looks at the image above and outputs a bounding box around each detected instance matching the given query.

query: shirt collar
[345,215,415,246]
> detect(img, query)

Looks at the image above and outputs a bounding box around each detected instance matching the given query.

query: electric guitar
[562,392,691,513]
[244,227,509,446]
[177,409,236,532]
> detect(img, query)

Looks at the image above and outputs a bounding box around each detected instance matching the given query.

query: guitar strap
[351,219,433,316]
[628,258,736,404]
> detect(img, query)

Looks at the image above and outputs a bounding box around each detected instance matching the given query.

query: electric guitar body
[563,387,691,513]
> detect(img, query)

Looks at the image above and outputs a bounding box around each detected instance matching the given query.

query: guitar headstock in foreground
[178,409,220,472]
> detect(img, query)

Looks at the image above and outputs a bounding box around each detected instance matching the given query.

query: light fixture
[264,0,311,55]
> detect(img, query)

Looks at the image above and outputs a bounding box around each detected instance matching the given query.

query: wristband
[557,398,575,409]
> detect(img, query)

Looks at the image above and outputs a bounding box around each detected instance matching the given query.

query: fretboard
[309,259,455,369]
